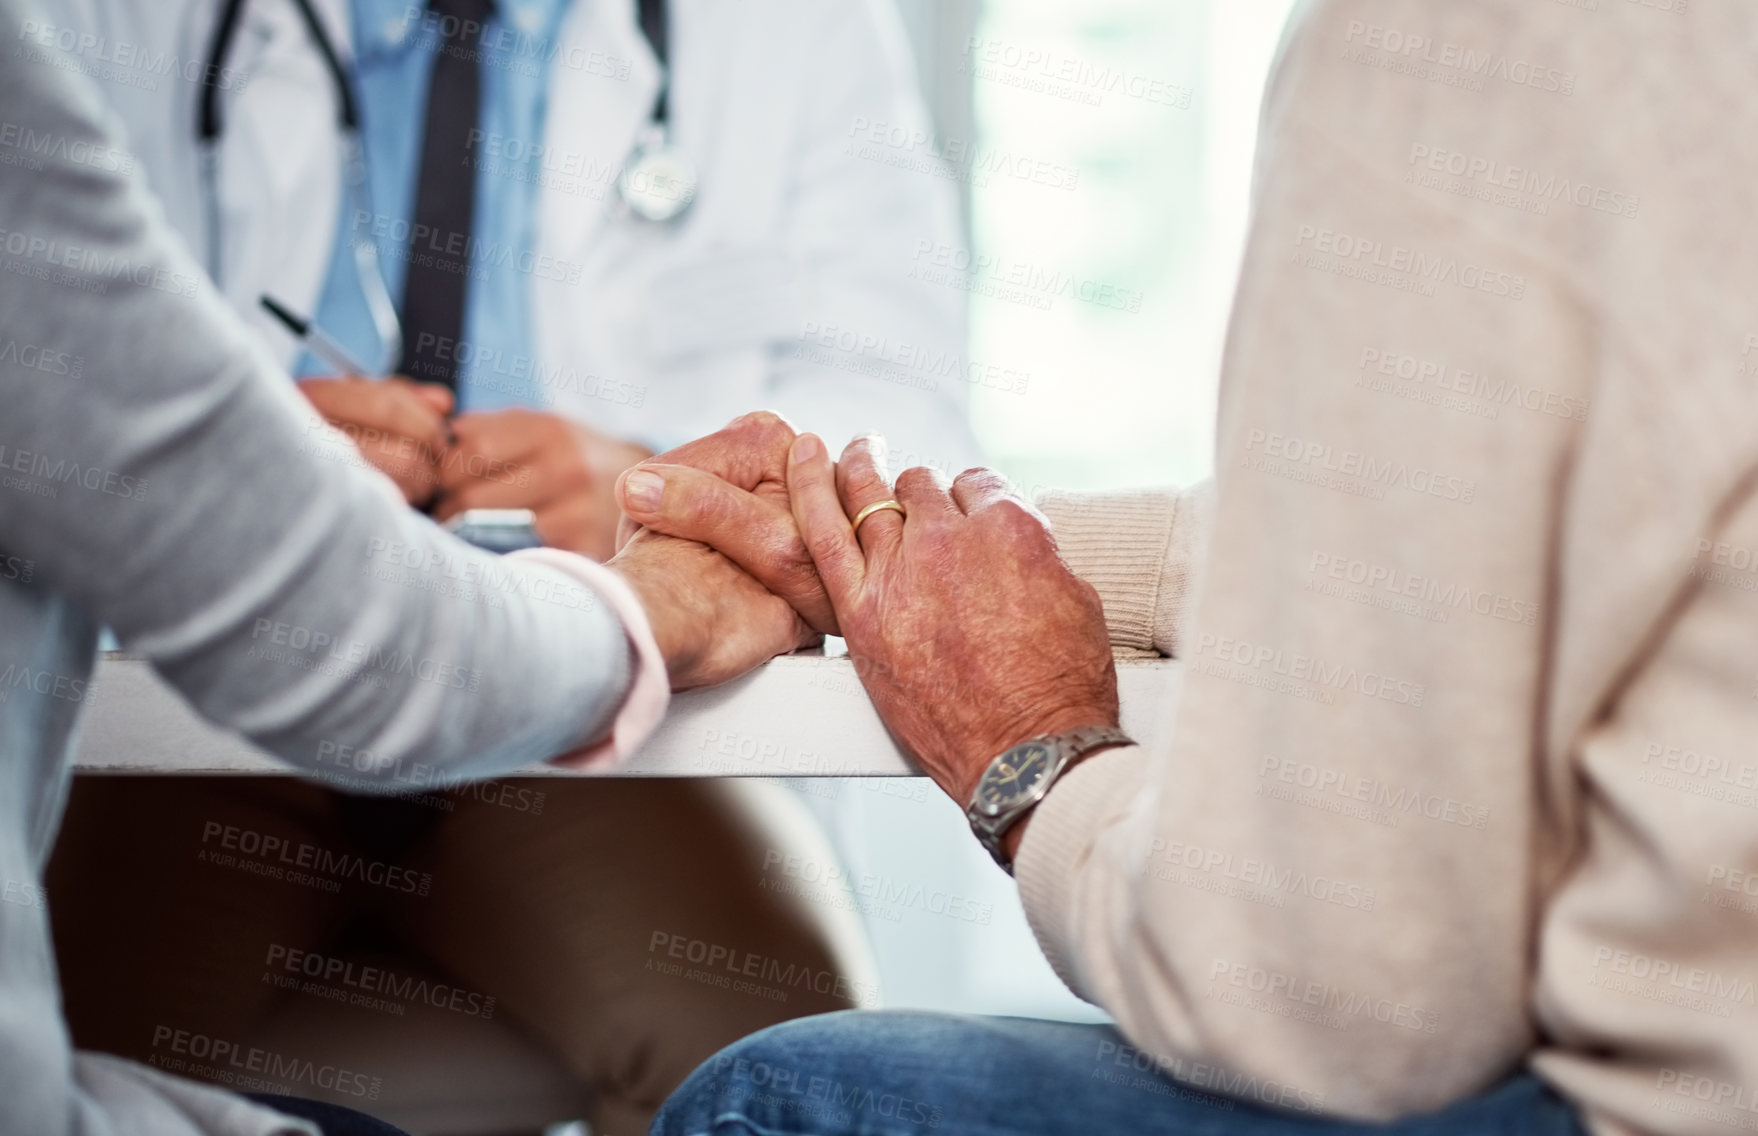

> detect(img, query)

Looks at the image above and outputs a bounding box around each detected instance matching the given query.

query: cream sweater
[1020,3,1758,1134]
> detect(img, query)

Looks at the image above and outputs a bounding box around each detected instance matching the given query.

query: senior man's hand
[615,411,838,633]
[785,433,1119,805]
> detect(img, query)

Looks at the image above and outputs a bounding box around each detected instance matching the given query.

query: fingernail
[622,469,664,512]
[792,433,824,463]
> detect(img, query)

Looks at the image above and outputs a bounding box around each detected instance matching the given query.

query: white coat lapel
[539,0,661,261]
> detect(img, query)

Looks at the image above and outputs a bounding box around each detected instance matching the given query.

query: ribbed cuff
[507,548,670,770]
[1013,743,1153,997]
[1037,489,1180,654]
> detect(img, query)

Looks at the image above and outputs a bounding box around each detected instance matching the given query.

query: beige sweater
[1019,3,1758,1134]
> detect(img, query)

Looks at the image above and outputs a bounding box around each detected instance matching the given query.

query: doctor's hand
[298,377,454,507]
[786,434,1117,805]
[434,409,651,560]
[614,411,839,633]
[606,527,821,691]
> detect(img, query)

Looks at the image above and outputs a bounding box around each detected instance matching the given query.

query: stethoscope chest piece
[618,122,697,222]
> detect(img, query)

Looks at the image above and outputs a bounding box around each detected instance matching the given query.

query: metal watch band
[967,725,1134,874]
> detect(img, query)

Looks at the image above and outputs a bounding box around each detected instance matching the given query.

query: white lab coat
[44,0,981,468]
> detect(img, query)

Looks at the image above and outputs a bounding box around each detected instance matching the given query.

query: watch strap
[967,726,1133,873]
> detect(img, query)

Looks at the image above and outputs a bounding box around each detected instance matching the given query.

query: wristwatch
[966,726,1133,874]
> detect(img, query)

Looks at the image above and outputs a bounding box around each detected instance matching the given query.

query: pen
[260,295,374,377]
[261,294,460,451]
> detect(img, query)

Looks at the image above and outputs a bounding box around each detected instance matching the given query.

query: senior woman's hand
[615,411,839,633]
[607,528,820,691]
[785,433,1119,805]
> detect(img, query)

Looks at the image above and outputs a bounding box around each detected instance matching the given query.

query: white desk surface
[72,654,1180,778]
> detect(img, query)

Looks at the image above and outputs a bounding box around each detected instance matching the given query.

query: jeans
[652,1011,1589,1136]
[245,1094,411,1136]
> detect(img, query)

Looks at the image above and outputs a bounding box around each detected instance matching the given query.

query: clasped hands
[604,412,1120,807]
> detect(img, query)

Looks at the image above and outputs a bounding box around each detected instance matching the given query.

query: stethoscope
[198,0,403,375]
[618,0,698,222]
[195,0,695,368]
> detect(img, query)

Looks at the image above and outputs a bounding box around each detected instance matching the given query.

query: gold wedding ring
[851,499,906,535]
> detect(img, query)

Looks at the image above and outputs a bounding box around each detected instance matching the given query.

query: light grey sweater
[0,6,634,1133]
[1022,3,1758,1134]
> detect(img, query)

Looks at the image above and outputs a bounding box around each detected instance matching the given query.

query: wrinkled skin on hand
[613,414,1118,806]
[616,411,837,632]
[606,526,819,692]
[783,434,1119,803]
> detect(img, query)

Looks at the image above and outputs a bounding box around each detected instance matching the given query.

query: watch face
[978,742,1055,814]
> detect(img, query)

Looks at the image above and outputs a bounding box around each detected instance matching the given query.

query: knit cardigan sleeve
[1036,481,1215,659]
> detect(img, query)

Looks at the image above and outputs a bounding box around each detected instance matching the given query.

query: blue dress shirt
[298,0,571,412]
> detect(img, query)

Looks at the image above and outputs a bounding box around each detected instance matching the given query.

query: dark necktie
[397,0,494,390]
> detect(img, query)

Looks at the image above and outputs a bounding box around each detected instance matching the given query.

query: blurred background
[805,0,1299,1024]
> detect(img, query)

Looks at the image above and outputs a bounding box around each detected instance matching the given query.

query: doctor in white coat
[39,0,973,1132]
[42,0,979,553]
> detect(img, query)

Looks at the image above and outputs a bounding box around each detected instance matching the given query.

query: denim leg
[651,1010,1588,1136]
